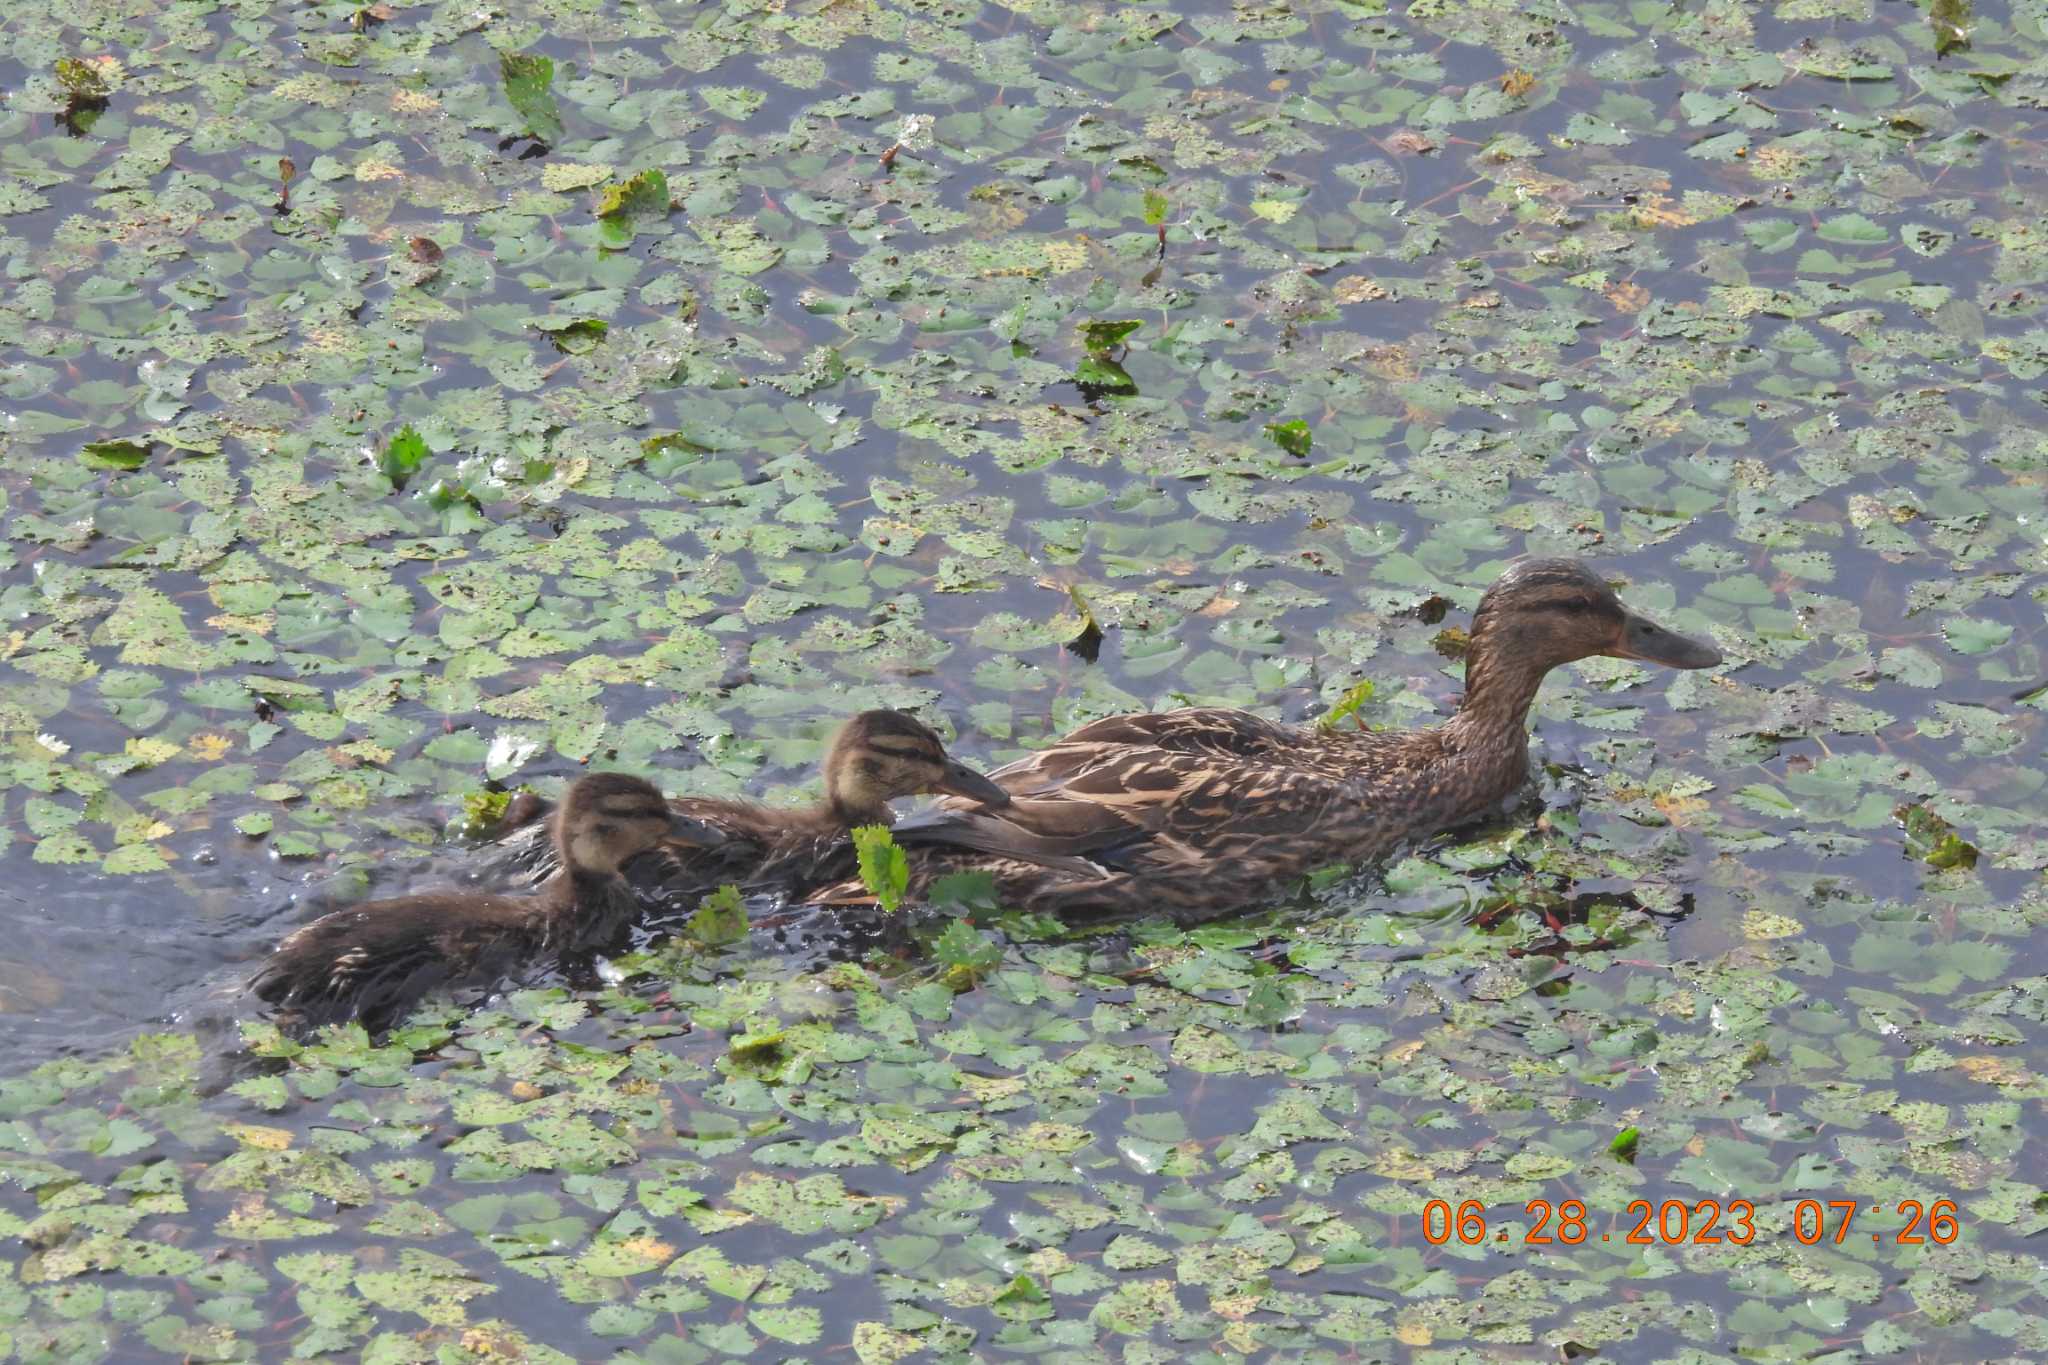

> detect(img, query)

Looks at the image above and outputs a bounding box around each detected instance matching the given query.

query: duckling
[486,709,1010,907]
[250,773,693,1032]
[801,558,1724,920]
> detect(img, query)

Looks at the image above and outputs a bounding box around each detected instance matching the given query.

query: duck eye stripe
[865,741,931,759]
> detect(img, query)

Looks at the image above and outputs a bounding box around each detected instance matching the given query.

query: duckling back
[250,891,543,1033]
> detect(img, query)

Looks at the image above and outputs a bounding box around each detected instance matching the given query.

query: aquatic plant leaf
[1317,680,1375,731]
[5,0,2048,1355]
[1073,356,1137,397]
[54,57,110,100]
[500,53,565,145]
[80,439,151,470]
[1895,802,1979,870]
[1262,419,1312,458]
[376,425,427,491]
[1930,0,1972,55]
[688,885,748,946]
[932,921,1000,979]
[851,826,908,913]
[1078,320,1142,355]
[596,170,671,247]
[534,317,609,355]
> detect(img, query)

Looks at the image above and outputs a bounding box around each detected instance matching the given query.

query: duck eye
[1562,599,1590,614]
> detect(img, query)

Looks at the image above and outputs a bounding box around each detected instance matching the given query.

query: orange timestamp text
[1418,1198,1961,1247]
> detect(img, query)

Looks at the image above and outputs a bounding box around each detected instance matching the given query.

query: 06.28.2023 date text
[1419,1198,1961,1247]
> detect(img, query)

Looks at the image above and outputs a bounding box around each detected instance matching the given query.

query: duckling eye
[1561,599,1591,614]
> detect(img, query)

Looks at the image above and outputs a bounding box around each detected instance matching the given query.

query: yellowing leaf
[1956,1056,2030,1086]
[1368,1150,1435,1180]
[1652,791,1707,824]
[186,733,234,761]
[852,1322,922,1365]
[334,740,394,765]
[1632,194,1700,228]
[542,162,614,191]
[1742,911,1802,941]
[1605,281,1651,313]
[1041,239,1086,273]
[125,737,182,767]
[223,1123,293,1151]
[1249,197,1298,223]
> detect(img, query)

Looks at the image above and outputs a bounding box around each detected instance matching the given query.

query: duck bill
[666,813,728,848]
[935,759,1011,808]
[1611,611,1724,670]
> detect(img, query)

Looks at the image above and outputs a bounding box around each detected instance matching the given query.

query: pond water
[2,0,2046,1358]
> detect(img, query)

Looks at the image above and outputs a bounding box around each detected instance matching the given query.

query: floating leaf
[484,731,541,781]
[1895,803,1978,870]
[80,439,151,470]
[1078,319,1142,355]
[933,920,1001,980]
[500,52,564,145]
[688,885,749,947]
[596,169,671,247]
[1073,355,1137,398]
[1243,974,1300,1029]
[1742,910,1803,940]
[534,317,609,354]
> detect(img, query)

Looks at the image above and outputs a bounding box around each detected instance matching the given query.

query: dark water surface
[2,0,2047,1358]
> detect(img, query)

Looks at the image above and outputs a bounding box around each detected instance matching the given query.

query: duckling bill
[251,773,691,1033]
[802,559,1724,921]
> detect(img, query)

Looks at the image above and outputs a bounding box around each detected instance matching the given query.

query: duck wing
[982,708,1300,793]
[886,708,1350,876]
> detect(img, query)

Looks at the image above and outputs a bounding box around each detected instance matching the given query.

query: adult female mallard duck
[803,559,1723,920]
[251,773,695,1031]
[487,709,1010,906]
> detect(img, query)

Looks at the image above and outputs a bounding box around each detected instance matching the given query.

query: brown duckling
[801,558,1724,921]
[251,773,694,1032]
[488,709,1010,907]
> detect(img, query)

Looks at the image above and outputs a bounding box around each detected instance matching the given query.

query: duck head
[1471,558,1723,674]
[556,772,699,879]
[823,710,1010,824]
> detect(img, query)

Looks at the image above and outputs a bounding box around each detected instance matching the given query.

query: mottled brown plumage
[487,710,1010,907]
[250,773,685,1032]
[803,560,1723,920]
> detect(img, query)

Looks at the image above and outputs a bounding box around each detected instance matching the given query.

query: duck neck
[1444,636,1552,762]
[554,867,632,945]
[826,796,893,830]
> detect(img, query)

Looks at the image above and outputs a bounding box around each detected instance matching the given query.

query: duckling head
[1473,558,1723,674]
[822,710,1011,824]
[556,772,688,879]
